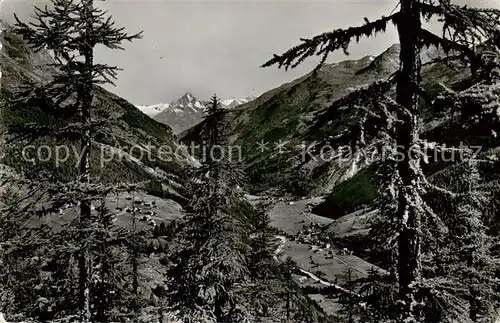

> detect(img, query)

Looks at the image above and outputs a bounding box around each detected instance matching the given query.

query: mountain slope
[181,45,407,194]
[180,43,496,200]
[0,24,193,198]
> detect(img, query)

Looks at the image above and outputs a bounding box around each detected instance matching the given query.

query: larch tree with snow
[262,0,500,321]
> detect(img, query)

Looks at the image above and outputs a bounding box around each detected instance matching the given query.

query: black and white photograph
[0,0,500,322]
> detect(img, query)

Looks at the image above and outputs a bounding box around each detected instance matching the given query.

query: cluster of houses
[115,198,159,227]
[292,221,325,245]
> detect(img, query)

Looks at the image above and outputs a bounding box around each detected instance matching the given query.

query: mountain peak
[386,43,401,52]
[169,92,205,111]
[354,43,400,75]
[183,92,194,100]
[136,91,256,135]
[362,43,442,72]
[174,91,195,102]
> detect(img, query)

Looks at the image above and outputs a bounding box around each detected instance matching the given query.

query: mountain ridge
[179,42,490,200]
[0,23,193,200]
[138,92,255,134]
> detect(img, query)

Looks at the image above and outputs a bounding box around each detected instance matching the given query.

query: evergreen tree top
[12,0,143,87]
[205,94,230,117]
[262,0,500,72]
[7,0,144,140]
[13,0,143,54]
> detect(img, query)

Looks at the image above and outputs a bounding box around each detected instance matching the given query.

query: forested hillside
[1,0,500,322]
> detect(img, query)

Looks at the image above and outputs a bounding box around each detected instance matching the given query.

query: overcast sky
[1,0,498,105]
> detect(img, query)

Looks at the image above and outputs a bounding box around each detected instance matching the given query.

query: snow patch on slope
[220,96,255,108]
[136,103,170,117]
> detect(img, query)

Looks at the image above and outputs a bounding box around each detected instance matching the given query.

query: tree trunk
[78,1,94,321]
[395,0,423,321]
[215,295,224,322]
[131,193,140,317]
[78,78,93,321]
[469,286,479,322]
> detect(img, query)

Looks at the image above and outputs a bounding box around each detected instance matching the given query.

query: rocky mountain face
[148,92,206,135]
[138,93,255,135]
[0,23,194,200]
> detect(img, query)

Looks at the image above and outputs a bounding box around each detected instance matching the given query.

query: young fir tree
[91,199,124,322]
[337,268,359,323]
[129,194,141,318]
[262,1,500,321]
[245,202,328,322]
[1,0,143,321]
[164,95,253,322]
[356,267,399,323]
[0,171,61,321]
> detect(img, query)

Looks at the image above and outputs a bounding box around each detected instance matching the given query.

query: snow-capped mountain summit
[135,103,170,117]
[137,92,255,134]
[136,92,206,118]
[146,92,206,134]
[220,96,255,109]
[170,92,206,112]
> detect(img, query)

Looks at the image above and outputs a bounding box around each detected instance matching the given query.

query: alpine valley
[1,2,500,322]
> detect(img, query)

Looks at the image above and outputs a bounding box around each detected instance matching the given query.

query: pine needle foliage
[164,95,254,322]
[262,0,500,321]
[0,0,143,321]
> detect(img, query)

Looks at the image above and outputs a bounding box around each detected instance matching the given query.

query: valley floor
[251,195,382,316]
[123,193,381,317]
[4,192,381,321]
